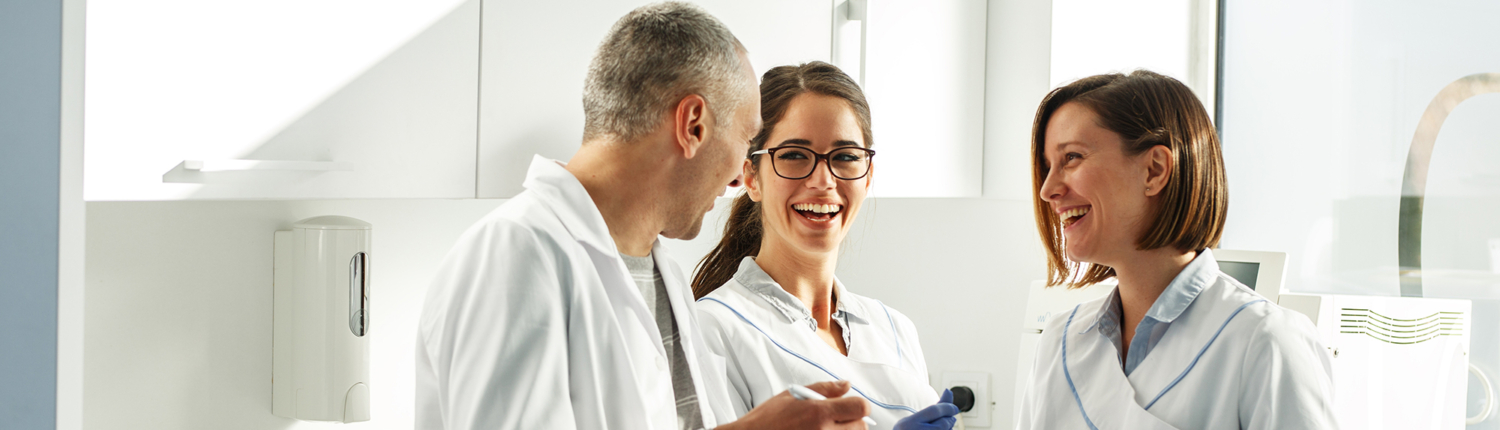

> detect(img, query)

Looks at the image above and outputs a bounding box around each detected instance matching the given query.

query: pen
[787,384,878,426]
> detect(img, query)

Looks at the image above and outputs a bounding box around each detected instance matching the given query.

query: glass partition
[1221,0,1500,295]
[1221,1,1500,425]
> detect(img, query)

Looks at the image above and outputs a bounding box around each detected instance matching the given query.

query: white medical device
[1207,249,1285,303]
[273,216,372,422]
[1278,293,1473,428]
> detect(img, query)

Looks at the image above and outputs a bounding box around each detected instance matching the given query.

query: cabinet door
[84,0,480,200]
[476,0,832,198]
[861,0,987,197]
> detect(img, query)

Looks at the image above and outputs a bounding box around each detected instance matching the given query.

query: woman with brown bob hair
[1015,70,1338,429]
[692,61,959,430]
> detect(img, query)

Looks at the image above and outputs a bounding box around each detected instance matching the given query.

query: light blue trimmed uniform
[1016,249,1340,429]
[696,257,938,430]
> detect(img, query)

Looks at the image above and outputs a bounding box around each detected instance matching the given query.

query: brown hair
[691,61,873,299]
[1031,70,1227,288]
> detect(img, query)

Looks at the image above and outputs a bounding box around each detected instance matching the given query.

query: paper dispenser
[273,216,371,422]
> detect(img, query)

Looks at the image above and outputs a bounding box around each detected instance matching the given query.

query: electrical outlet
[940,371,991,427]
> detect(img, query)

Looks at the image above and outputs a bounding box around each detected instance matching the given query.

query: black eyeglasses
[750,146,876,180]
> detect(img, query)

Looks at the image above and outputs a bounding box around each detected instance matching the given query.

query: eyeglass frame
[748,146,877,180]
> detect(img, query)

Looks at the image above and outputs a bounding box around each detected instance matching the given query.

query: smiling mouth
[792,203,843,223]
[1061,206,1090,228]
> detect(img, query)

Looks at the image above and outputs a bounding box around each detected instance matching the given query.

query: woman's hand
[893,389,960,430]
[719,380,871,430]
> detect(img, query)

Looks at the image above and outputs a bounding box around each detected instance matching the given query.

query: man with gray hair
[415,3,871,429]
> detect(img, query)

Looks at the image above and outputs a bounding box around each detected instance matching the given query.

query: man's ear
[1144,145,1173,197]
[674,94,709,159]
[743,158,763,202]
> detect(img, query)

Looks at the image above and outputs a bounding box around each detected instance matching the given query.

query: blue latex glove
[893,389,961,430]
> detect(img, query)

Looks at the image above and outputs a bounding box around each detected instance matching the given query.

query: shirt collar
[731,256,867,331]
[1084,287,1123,335]
[521,155,625,255]
[1083,249,1220,332]
[1146,249,1219,324]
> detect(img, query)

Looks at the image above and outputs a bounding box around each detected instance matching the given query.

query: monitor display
[1219,261,1261,290]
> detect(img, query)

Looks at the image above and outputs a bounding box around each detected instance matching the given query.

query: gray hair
[582,2,750,143]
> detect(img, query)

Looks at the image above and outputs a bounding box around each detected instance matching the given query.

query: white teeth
[793,203,842,214]
[1060,207,1090,226]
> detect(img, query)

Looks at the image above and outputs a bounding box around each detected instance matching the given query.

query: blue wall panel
[0,0,63,428]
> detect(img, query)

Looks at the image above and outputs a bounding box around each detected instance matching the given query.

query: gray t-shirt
[620,253,703,430]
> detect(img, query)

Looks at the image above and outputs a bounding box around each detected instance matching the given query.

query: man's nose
[721,173,745,197]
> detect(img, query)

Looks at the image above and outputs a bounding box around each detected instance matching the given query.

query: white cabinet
[859,0,988,197]
[84,0,480,200]
[476,0,833,198]
[84,0,996,200]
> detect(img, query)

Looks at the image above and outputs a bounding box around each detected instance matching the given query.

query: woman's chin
[792,235,841,255]
[1064,248,1099,267]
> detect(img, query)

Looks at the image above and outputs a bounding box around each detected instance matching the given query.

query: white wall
[84,200,504,430]
[87,197,1043,429]
[1049,0,1191,87]
[837,199,1044,426]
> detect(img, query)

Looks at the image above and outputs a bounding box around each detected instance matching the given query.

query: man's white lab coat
[416,156,734,429]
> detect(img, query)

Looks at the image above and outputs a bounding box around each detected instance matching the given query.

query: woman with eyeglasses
[691,62,959,430]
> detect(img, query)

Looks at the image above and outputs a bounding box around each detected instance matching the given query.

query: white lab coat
[1016,251,1339,429]
[415,155,735,430]
[697,257,938,430]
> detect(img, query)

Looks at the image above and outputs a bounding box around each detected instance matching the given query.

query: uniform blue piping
[877,300,904,370]
[1062,304,1101,430]
[699,297,918,413]
[1143,299,1266,410]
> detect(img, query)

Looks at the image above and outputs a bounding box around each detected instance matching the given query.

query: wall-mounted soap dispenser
[273,216,371,422]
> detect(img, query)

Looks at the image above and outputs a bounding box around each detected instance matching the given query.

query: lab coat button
[656,355,667,371]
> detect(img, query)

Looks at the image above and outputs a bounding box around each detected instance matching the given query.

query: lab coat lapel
[654,242,732,426]
[523,155,666,358]
[1063,301,1181,429]
[521,155,616,255]
[585,249,668,356]
[653,242,693,360]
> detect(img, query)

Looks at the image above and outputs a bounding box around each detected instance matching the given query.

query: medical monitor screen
[1219,261,1260,290]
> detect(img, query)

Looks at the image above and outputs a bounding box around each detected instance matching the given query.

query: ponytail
[692,193,763,298]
